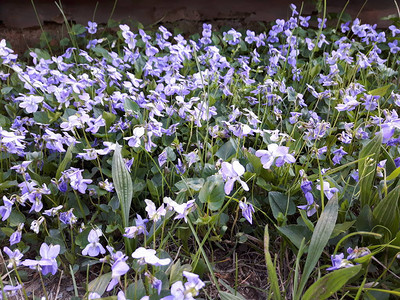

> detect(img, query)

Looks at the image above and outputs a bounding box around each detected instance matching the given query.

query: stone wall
[0,0,397,54]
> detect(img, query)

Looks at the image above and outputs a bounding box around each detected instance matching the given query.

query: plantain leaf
[302,265,362,300]
[358,133,382,207]
[88,272,112,297]
[372,186,400,237]
[297,194,339,298]
[112,143,133,228]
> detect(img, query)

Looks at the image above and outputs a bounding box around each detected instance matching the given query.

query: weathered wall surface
[0,0,397,54]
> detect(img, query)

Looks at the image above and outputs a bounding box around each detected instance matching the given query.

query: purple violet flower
[22,243,60,275]
[131,247,171,266]
[326,253,354,271]
[220,161,249,195]
[239,201,255,224]
[82,229,106,257]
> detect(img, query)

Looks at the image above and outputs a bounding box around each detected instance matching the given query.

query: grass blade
[264,225,282,300]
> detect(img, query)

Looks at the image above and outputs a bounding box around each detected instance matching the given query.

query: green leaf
[112,143,133,228]
[1,86,13,94]
[198,175,225,211]
[88,272,112,297]
[0,180,18,192]
[102,111,116,130]
[9,210,26,227]
[268,191,296,220]
[33,111,50,124]
[331,221,356,239]
[215,138,238,161]
[372,186,400,236]
[277,225,312,249]
[297,195,339,298]
[75,227,92,248]
[174,178,204,192]
[72,24,86,35]
[387,166,400,181]
[358,133,382,207]
[56,143,74,179]
[219,291,247,300]
[264,225,282,300]
[368,84,392,97]
[302,265,362,300]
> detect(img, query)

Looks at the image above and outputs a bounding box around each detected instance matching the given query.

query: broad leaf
[199,175,225,210]
[269,191,296,220]
[215,138,238,161]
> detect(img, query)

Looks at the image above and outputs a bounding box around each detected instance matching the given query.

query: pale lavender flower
[10,160,32,174]
[123,214,148,238]
[82,229,106,257]
[164,198,196,223]
[326,253,354,271]
[0,196,13,221]
[131,247,171,266]
[124,127,145,148]
[88,292,101,299]
[43,205,63,217]
[1,284,22,299]
[145,199,167,222]
[59,209,77,225]
[10,223,24,245]
[346,246,371,260]
[176,158,186,175]
[332,147,347,165]
[15,94,44,113]
[158,150,168,168]
[255,144,295,169]
[161,271,205,300]
[316,180,338,200]
[99,179,114,192]
[239,201,255,224]
[145,271,163,295]
[30,216,44,234]
[3,246,23,268]
[106,252,129,291]
[220,161,249,195]
[87,21,97,34]
[184,151,199,168]
[22,243,60,275]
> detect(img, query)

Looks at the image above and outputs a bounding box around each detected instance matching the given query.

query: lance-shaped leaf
[296,194,339,298]
[372,186,400,237]
[56,143,74,180]
[358,133,382,207]
[112,143,133,227]
[302,265,362,300]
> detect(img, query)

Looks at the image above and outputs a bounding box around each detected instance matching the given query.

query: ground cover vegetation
[1,2,400,299]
